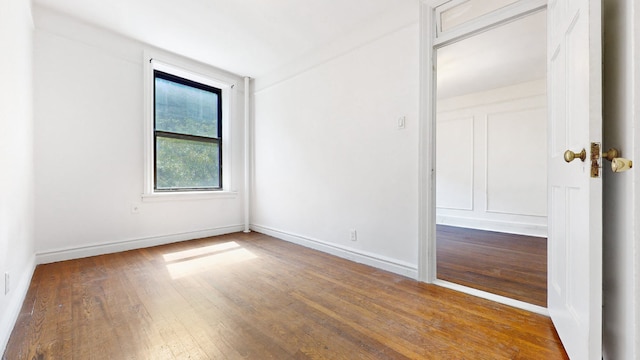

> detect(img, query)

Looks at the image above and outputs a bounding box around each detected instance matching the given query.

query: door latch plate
[591,142,601,178]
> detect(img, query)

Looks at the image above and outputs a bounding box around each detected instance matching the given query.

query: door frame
[417,0,548,315]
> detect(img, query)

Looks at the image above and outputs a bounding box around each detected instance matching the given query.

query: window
[154,70,222,191]
[143,52,236,200]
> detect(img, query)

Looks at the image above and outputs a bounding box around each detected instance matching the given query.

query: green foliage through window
[156,137,219,189]
[154,70,222,191]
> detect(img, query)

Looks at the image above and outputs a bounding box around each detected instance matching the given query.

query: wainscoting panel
[436,117,474,211]
[436,79,547,236]
[486,107,547,217]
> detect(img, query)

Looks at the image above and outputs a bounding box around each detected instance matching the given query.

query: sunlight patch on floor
[164,242,258,279]
[163,241,241,262]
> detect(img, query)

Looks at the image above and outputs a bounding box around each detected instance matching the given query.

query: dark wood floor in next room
[4,231,566,359]
[437,224,548,307]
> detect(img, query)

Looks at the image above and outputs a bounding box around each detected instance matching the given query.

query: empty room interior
[1,0,639,359]
[435,9,548,308]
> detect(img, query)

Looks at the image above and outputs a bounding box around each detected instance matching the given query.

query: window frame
[153,70,223,192]
[143,50,237,201]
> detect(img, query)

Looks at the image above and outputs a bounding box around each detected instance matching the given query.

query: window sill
[142,190,238,202]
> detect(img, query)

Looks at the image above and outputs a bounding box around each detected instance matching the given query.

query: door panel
[547,0,602,358]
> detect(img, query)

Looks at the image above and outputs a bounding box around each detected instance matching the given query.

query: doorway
[421,0,604,355]
[429,2,548,309]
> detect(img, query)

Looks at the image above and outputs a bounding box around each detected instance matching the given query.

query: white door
[547,0,602,358]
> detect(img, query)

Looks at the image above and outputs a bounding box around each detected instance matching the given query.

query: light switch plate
[397,116,406,129]
[4,272,9,295]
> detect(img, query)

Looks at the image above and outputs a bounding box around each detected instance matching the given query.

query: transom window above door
[434,0,545,43]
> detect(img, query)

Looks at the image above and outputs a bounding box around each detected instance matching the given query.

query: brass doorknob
[602,148,620,161]
[564,149,586,163]
[612,158,633,172]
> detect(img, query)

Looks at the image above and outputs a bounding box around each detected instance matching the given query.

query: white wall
[3,3,637,358]
[602,0,639,358]
[252,23,420,278]
[436,79,547,237]
[33,7,247,262]
[0,0,36,353]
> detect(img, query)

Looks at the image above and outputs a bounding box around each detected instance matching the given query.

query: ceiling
[437,10,547,99]
[34,0,416,78]
[33,0,545,95]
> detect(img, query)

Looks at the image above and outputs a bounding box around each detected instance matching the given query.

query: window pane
[440,0,519,32]
[155,77,219,138]
[156,136,220,189]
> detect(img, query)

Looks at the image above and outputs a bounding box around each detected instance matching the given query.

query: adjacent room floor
[4,232,565,359]
[436,225,547,307]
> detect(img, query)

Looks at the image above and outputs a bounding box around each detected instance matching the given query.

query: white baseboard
[250,224,418,279]
[436,215,547,237]
[0,256,36,356]
[36,225,245,264]
[433,279,549,316]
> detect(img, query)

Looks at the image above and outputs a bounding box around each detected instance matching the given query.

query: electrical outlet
[350,229,357,241]
[4,272,9,295]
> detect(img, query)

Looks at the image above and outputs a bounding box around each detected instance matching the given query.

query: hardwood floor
[4,232,566,359]
[436,225,547,307]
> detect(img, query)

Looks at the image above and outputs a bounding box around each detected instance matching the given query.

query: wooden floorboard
[436,225,547,307]
[4,232,566,359]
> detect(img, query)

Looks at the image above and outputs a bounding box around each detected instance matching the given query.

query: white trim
[418,0,438,283]
[36,225,244,264]
[141,191,238,202]
[419,0,550,295]
[433,0,469,35]
[142,49,239,198]
[437,80,547,112]
[243,76,251,233]
[434,0,547,47]
[0,257,36,355]
[635,1,640,357]
[436,215,547,237]
[433,279,549,316]
[251,225,418,279]
[151,59,234,90]
[485,207,547,217]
